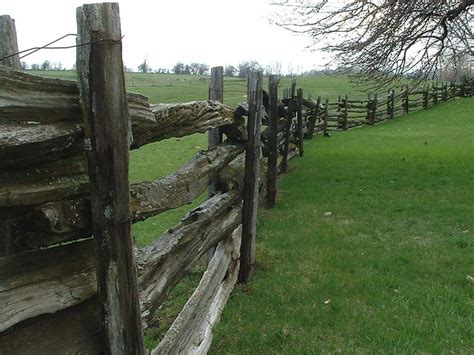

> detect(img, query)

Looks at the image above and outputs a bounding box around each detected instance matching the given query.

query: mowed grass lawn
[210,98,474,353]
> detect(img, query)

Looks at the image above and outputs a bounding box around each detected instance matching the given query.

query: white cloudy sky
[2,0,330,73]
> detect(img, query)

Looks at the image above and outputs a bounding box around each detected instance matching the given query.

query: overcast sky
[2,0,329,73]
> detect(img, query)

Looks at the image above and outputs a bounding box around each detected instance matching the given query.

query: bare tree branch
[272,0,474,88]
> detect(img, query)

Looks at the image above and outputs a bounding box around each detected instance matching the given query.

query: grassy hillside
[210,97,474,353]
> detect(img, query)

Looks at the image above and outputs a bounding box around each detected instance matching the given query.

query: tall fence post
[391,90,396,118]
[266,74,279,209]
[323,98,329,135]
[367,93,374,125]
[403,86,409,114]
[342,94,348,130]
[0,15,21,70]
[206,66,224,264]
[460,81,466,97]
[387,90,395,119]
[433,84,438,105]
[337,95,342,129]
[308,96,321,136]
[423,86,429,109]
[296,88,304,157]
[281,80,296,173]
[76,4,144,354]
[239,71,263,283]
[442,83,448,102]
[373,92,378,122]
[450,82,456,99]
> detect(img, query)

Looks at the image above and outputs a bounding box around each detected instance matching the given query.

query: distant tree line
[24,56,472,82]
[172,62,210,75]
[24,60,67,71]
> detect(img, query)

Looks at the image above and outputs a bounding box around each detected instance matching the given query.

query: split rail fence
[0,4,473,354]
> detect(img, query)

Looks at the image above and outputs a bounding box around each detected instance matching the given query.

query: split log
[0,298,101,354]
[221,113,247,142]
[0,101,237,168]
[0,65,81,123]
[301,97,322,110]
[346,99,367,104]
[0,155,89,207]
[0,239,96,332]
[0,198,92,256]
[0,143,244,254]
[152,226,241,354]
[131,101,235,148]
[216,153,268,198]
[138,191,242,325]
[0,66,241,166]
[187,231,240,354]
[261,117,286,146]
[0,122,84,168]
[131,142,244,221]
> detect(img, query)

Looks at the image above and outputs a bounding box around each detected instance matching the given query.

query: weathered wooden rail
[1,4,472,354]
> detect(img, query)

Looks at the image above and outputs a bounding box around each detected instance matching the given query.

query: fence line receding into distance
[1,4,473,354]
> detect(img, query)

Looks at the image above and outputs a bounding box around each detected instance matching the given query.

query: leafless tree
[190,62,200,75]
[273,0,474,88]
[238,61,262,78]
[440,51,473,80]
[197,63,209,75]
[138,59,152,73]
[224,65,237,76]
[172,62,185,74]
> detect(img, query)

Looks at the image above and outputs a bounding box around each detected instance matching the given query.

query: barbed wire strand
[0,33,76,62]
[0,33,124,63]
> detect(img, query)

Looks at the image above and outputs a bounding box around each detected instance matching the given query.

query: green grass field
[210,97,474,353]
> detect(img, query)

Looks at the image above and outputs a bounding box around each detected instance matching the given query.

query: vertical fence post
[239,71,263,284]
[387,90,394,119]
[296,88,304,157]
[403,86,409,114]
[309,96,321,136]
[281,88,290,173]
[373,92,378,122]
[76,4,144,354]
[337,95,341,129]
[266,75,279,209]
[391,90,396,118]
[423,86,429,109]
[206,66,224,263]
[460,81,466,97]
[450,82,455,99]
[367,93,374,125]
[0,15,21,70]
[323,98,329,135]
[342,95,348,130]
[443,83,448,102]
[433,84,438,105]
[281,80,296,173]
